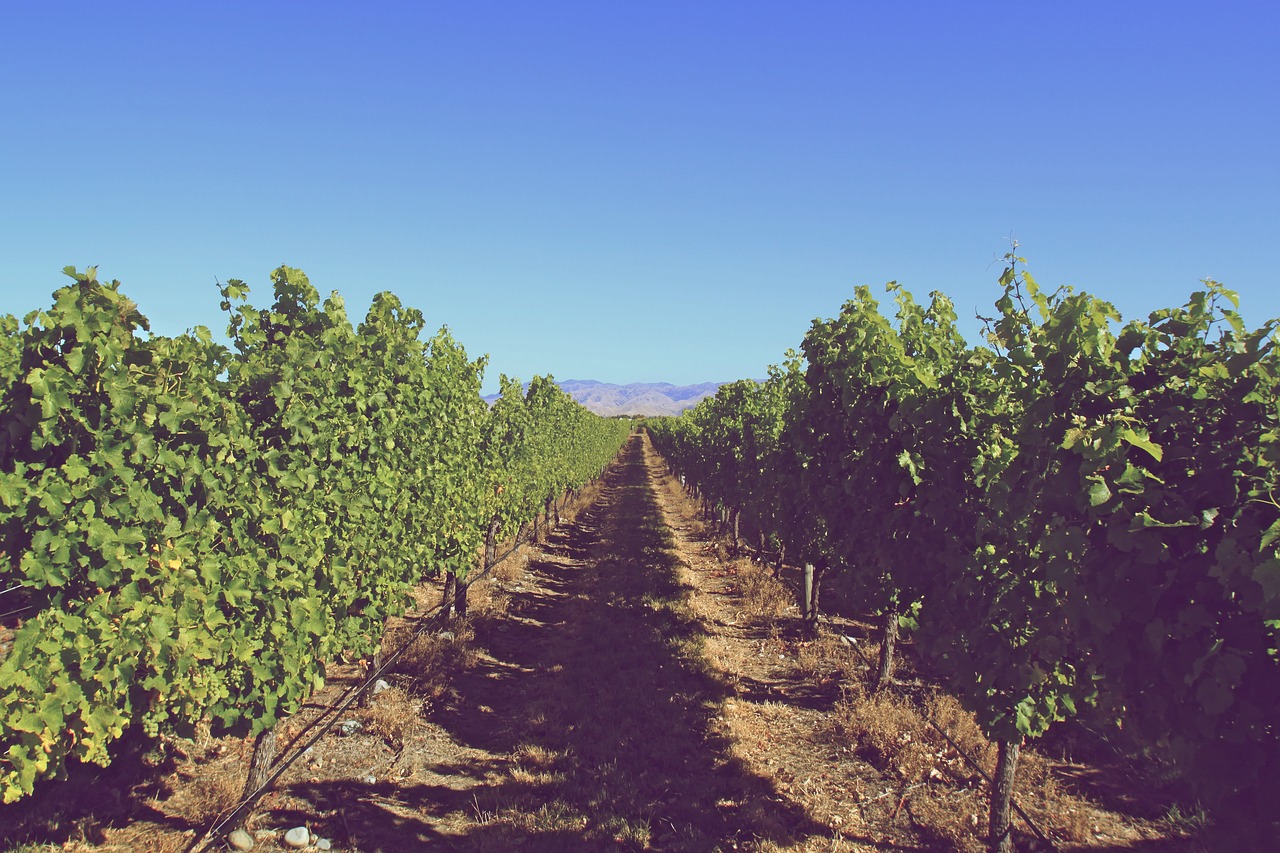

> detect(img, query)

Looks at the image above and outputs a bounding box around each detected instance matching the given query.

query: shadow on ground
[284,435,844,851]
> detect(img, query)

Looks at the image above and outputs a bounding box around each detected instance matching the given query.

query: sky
[3,1,1277,393]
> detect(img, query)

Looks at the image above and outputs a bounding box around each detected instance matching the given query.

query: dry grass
[162,752,245,827]
[924,693,986,750]
[490,546,528,584]
[563,478,606,524]
[906,787,989,853]
[378,619,476,705]
[511,742,558,771]
[358,685,422,748]
[505,743,566,793]
[810,637,1114,848]
[62,825,191,853]
[735,560,794,623]
[827,683,939,783]
[792,631,866,684]
[462,577,512,618]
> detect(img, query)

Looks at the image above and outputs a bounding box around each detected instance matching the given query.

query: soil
[0,433,1212,852]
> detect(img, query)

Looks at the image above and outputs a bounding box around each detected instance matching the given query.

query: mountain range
[484,379,724,417]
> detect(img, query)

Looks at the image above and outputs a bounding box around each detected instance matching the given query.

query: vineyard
[1,258,1277,852]
[648,252,1280,850]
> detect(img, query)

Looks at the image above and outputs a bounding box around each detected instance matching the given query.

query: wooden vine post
[238,726,279,819]
[990,739,1021,853]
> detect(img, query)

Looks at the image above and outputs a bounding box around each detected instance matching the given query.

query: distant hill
[484,379,724,417]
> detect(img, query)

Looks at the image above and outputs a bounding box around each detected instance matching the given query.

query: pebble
[438,630,456,641]
[372,678,391,696]
[362,774,377,784]
[337,719,362,736]
[317,840,332,851]
[227,829,254,851]
[283,826,310,848]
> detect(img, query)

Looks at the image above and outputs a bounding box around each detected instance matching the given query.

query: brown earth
[1,433,1212,852]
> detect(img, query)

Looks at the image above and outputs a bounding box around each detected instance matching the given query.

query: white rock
[362,774,377,784]
[372,678,391,696]
[337,719,362,736]
[438,631,456,641]
[317,839,332,851]
[283,826,310,848]
[227,829,254,851]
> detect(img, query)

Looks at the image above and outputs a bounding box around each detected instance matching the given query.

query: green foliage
[650,252,1280,820]
[649,352,812,563]
[1050,281,1279,810]
[796,284,971,623]
[481,373,632,551]
[0,266,630,803]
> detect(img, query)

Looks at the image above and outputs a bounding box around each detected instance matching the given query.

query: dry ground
[0,433,1216,852]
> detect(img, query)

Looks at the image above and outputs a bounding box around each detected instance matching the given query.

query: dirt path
[380,432,830,850]
[365,430,935,851]
[645,443,932,851]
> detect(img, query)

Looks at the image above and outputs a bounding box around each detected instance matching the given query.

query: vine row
[0,265,632,803]
[648,252,1279,848]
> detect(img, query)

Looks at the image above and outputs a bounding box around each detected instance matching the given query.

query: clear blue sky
[3,2,1277,392]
